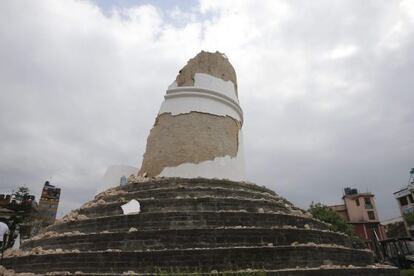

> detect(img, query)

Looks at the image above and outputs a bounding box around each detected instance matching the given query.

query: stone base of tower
[2,178,398,275]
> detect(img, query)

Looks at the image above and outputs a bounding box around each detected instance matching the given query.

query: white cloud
[0,0,413,220]
[327,45,358,59]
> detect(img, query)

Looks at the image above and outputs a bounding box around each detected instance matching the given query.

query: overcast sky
[1,0,413,220]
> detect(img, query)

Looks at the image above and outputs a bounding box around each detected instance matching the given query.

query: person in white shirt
[0,220,10,261]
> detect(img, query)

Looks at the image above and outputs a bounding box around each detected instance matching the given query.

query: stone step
[2,246,374,274]
[122,178,278,197]
[48,211,328,234]
[99,185,283,206]
[22,227,351,252]
[78,197,293,219]
[10,267,399,276]
[264,268,399,276]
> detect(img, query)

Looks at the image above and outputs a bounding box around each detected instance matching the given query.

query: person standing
[0,220,10,263]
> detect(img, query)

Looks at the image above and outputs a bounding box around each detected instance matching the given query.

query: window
[399,196,409,206]
[368,211,376,220]
[409,194,414,203]
[355,198,360,206]
[365,197,373,209]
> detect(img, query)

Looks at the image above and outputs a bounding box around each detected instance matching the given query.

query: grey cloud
[0,0,412,220]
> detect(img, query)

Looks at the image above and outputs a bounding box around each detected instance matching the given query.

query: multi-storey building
[0,192,38,239]
[382,216,408,239]
[37,181,61,226]
[329,187,385,249]
[394,168,414,236]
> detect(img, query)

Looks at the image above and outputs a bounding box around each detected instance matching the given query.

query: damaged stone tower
[139,51,245,181]
[2,51,398,275]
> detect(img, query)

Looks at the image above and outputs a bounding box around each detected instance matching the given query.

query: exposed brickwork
[139,113,240,177]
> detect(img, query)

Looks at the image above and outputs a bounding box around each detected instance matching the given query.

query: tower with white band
[138,51,245,181]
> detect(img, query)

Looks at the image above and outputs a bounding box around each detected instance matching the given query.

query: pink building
[329,188,385,249]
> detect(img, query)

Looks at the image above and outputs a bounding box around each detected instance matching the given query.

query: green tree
[12,186,30,203]
[308,202,354,236]
[404,213,414,226]
[386,221,409,238]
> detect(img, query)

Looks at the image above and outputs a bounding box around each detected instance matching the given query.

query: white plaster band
[162,87,243,123]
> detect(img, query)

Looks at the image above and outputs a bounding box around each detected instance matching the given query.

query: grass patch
[401,269,414,276]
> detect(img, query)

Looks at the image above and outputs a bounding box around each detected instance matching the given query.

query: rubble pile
[0,265,36,276]
[55,210,88,224]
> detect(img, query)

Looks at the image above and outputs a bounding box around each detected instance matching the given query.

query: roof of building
[328,204,346,210]
[394,187,409,194]
[381,216,404,225]
[343,193,374,199]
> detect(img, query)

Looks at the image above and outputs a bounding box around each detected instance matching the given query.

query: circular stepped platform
[21,228,353,251]
[77,196,292,218]
[3,247,374,273]
[46,211,329,233]
[2,178,398,275]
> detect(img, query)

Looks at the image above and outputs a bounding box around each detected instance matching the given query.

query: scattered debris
[45,272,71,275]
[59,210,89,223]
[127,174,150,184]
[3,246,83,258]
[122,271,137,275]
[105,249,121,252]
[0,265,36,276]
[289,242,351,250]
[121,200,141,215]
[94,187,119,200]
[282,225,298,229]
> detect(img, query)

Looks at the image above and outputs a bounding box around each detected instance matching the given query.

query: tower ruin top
[175,51,238,94]
[138,50,245,180]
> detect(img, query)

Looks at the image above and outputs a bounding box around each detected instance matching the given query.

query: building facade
[37,181,61,226]
[0,192,39,240]
[394,170,414,236]
[382,216,408,239]
[329,188,385,249]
